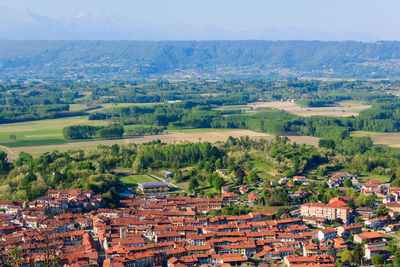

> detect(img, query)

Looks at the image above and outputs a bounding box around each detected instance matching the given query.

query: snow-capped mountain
[0,5,378,41]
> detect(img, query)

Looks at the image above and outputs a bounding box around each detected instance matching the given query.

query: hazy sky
[1,0,399,39]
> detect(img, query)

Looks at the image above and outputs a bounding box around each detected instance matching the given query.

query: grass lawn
[175,181,190,192]
[357,173,391,183]
[120,174,158,189]
[198,185,219,196]
[251,160,278,179]
[329,167,391,183]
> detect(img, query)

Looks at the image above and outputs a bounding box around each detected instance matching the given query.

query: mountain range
[1,40,400,80]
[0,5,378,41]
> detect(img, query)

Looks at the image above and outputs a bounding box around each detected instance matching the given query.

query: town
[0,170,399,267]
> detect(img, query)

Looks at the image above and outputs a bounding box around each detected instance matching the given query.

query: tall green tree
[327,244,337,260]
[371,254,383,267]
[352,244,364,265]
[341,250,352,264]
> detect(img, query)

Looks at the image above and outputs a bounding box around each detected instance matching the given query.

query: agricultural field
[218,101,371,117]
[2,127,321,159]
[7,129,273,157]
[352,131,400,148]
[167,128,241,133]
[0,116,108,148]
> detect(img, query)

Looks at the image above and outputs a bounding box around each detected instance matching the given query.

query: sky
[0,0,399,40]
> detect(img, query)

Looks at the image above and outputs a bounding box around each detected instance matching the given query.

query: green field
[175,181,190,192]
[357,173,391,183]
[0,102,164,149]
[251,160,277,179]
[0,116,108,148]
[120,174,158,188]
[69,104,88,111]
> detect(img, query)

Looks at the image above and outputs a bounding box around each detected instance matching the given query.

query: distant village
[0,170,399,266]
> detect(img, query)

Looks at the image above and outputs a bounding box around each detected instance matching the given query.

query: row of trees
[62,125,124,140]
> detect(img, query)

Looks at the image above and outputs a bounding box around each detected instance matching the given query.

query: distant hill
[1,40,400,80]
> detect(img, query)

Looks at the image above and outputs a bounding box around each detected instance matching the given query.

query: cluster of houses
[2,169,400,266]
[326,173,358,188]
[0,185,398,267]
[27,188,104,214]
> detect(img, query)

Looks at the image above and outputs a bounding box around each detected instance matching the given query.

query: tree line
[62,125,124,140]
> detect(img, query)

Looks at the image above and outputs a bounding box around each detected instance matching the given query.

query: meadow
[0,116,108,148]
[251,160,279,179]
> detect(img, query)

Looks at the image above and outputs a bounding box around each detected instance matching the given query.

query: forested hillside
[2,41,400,79]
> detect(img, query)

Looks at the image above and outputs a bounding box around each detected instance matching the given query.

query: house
[137,182,169,194]
[354,231,384,244]
[317,228,337,241]
[361,181,382,195]
[386,202,400,213]
[365,217,388,229]
[365,247,391,261]
[300,198,351,224]
[385,223,400,232]
[356,207,375,219]
[302,244,328,256]
[293,176,307,183]
[337,224,362,238]
[289,190,309,199]
[327,173,357,188]
[222,192,238,203]
[388,187,400,195]
[302,216,327,228]
[283,255,335,267]
[247,194,259,204]
[383,193,399,204]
